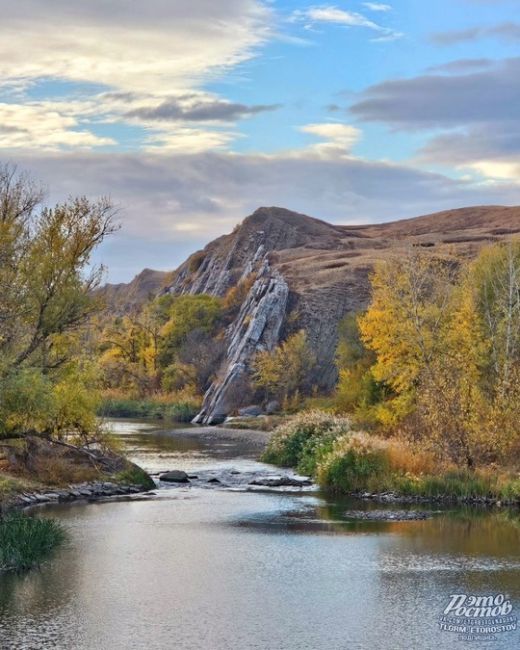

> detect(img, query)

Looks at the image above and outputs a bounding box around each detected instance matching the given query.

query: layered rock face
[149,205,520,424]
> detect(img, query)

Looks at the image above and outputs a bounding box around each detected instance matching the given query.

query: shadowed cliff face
[107,205,520,424]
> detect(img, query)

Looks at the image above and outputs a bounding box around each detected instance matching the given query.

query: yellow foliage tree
[252,330,316,405]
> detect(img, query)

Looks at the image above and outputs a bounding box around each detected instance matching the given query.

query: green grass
[0,512,66,573]
[98,396,200,422]
[392,472,520,502]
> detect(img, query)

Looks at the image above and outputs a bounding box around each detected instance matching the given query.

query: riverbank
[98,394,201,422]
[262,411,520,507]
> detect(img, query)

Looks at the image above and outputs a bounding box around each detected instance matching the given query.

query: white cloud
[144,127,238,154]
[0,1,273,151]
[291,5,401,40]
[297,6,380,29]
[0,1,271,94]
[468,160,520,181]
[299,122,361,157]
[0,102,114,150]
[363,3,392,12]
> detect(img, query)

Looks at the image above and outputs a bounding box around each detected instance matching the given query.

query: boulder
[265,400,280,415]
[238,405,264,417]
[159,470,190,483]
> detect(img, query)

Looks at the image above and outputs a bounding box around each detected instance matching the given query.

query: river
[0,419,518,650]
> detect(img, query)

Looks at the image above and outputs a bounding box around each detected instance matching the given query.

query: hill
[104,205,520,423]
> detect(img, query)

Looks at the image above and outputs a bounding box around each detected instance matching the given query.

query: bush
[317,433,390,493]
[0,512,66,572]
[317,434,520,501]
[262,410,351,474]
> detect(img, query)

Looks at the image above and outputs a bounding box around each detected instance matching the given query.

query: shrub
[317,433,390,493]
[262,410,350,474]
[0,513,66,572]
[316,434,519,501]
[188,251,206,273]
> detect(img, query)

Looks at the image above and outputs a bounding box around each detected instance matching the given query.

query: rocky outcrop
[193,262,289,424]
[106,204,520,424]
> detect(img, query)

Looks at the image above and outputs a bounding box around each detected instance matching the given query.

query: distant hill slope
[102,205,520,423]
[99,268,169,314]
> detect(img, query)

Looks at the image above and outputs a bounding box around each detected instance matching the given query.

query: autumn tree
[0,164,116,438]
[252,330,316,405]
[334,314,385,423]
[357,243,520,467]
[358,251,456,427]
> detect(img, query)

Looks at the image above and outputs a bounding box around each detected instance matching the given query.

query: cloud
[9,148,519,281]
[296,6,380,29]
[350,58,520,128]
[0,102,114,150]
[0,1,271,93]
[299,122,361,156]
[144,128,238,153]
[432,22,520,45]
[290,5,401,39]
[0,1,273,151]
[420,124,520,180]
[350,57,520,182]
[363,3,392,12]
[126,96,280,122]
[426,58,493,73]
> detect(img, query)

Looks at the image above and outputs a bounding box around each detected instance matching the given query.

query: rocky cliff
[114,205,520,424]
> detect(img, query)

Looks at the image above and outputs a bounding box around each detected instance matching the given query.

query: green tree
[334,313,385,421]
[0,164,116,437]
[252,330,316,405]
[158,294,223,367]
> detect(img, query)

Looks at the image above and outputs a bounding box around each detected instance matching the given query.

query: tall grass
[0,512,66,572]
[317,432,520,502]
[264,411,520,502]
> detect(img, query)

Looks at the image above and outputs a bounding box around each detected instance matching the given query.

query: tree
[358,251,456,426]
[358,243,520,467]
[158,294,223,367]
[252,330,316,405]
[334,314,385,422]
[0,164,116,437]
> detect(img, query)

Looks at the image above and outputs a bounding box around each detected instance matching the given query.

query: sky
[0,0,519,282]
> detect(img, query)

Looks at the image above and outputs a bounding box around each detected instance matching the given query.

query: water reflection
[0,419,518,650]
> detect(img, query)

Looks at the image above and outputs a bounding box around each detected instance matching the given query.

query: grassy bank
[262,411,520,504]
[98,392,201,422]
[0,512,66,573]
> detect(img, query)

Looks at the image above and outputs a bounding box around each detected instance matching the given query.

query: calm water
[0,419,518,650]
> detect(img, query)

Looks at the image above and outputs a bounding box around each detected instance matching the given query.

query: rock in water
[159,470,189,483]
[344,510,434,521]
